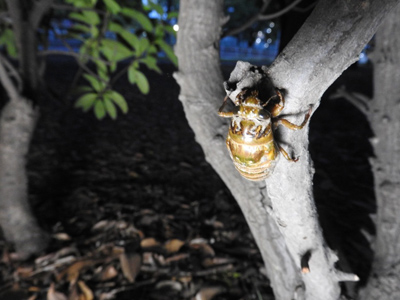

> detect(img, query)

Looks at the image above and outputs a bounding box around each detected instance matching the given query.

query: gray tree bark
[0,0,53,258]
[174,0,399,299]
[174,2,301,299]
[358,4,400,299]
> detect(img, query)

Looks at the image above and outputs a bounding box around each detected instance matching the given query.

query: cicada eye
[258,109,271,120]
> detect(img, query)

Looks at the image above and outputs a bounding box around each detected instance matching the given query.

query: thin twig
[30,0,54,28]
[110,62,132,86]
[223,0,272,38]
[0,56,19,100]
[223,0,304,37]
[51,3,106,15]
[292,0,317,13]
[0,11,10,24]
[259,0,303,20]
[0,53,22,93]
[330,85,371,117]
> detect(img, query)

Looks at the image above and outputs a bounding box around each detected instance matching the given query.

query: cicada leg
[278,144,299,162]
[274,105,312,130]
[264,89,285,117]
[218,95,234,118]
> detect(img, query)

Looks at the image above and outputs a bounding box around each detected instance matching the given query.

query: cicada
[218,89,311,181]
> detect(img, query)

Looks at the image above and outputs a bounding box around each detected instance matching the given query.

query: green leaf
[156,39,177,66]
[83,74,105,92]
[75,93,98,111]
[103,96,117,119]
[140,55,161,73]
[90,25,99,38]
[121,8,153,32]
[154,24,165,39]
[101,39,133,61]
[74,85,93,94]
[83,10,100,25]
[108,90,128,113]
[167,11,178,19]
[66,0,97,8]
[108,22,139,50]
[110,61,117,72]
[108,22,124,33]
[147,45,158,55]
[95,59,108,81]
[137,38,149,56]
[70,12,91,25]
[71,23,91,33]
[148,1,164,15]
[94,100,106,119]
[164,25,177,37]
[1,29,17,58]
[136,71,149,94]
[103,0,121,14]
[128,66,149,94]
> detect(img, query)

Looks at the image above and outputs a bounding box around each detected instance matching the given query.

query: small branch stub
[301,250,312,274]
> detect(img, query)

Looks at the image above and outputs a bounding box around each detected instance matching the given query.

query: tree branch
[223,0,304,38]
[5,0,22,52]
[254,0,397,298]
[174,1,301,299]
[0,56,19,100]
[223,0,272,38]
[259,0,303,20]
[292,0,317,13]
[51,3,106,15]
[30,0,54,28]
[0,53,22,93]
[330,85,371,117]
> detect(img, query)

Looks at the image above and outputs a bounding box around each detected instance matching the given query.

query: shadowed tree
[0,0,175,259]
[174,0,400,299]
[330,4,400,299]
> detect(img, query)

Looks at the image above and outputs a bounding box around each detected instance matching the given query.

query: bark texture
[0,97,48,258]
[261,0,399,299]
[0,0,53,258]
[175,0,399,299]
[359,4,400,299]
[174,1,301,299]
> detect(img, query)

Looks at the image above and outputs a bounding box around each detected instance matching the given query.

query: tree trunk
[174,1,301,299]
[359,4,400,299]
[175,0,399,299]
[0,95,48,258]
[0,0,52,258]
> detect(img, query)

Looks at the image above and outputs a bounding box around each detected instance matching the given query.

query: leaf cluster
[63,0,177,120]
[0,0,177,120]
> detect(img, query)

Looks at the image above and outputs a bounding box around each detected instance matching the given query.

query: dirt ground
[0,57,374,299]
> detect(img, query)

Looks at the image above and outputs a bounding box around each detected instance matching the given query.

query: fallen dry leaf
[56,259,102,282]
[47,283,67,300]
[68,283,79,300]
[91,220,115,232]
[96,265,118,281]
[202,257,233,268]
[119,252,141,283]
[192,285,226,300]
[164,239,185,253]
[155,280,182,292]
[52,233,71,241]
[140,237,160,248]
[16,265,34,278]
[165,253,189,264]
[78,281,94,300]
[190,239,215,257]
